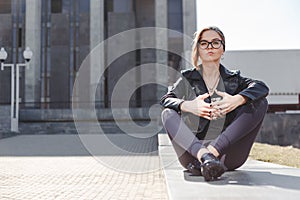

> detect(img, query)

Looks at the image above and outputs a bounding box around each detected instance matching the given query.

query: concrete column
[25,0,41,107]
[107,12,136,108]
[182,0,197,69]
[155,0,168,100]
[90,0,105,107]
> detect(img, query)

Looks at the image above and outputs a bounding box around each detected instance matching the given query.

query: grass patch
[249,142,300,168]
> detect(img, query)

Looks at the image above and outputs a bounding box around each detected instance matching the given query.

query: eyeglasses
[198,39,223,50]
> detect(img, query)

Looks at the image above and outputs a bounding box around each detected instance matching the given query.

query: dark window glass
[106,0,114,12]
[51,0,62,13]
[79,0,90,13]
[18,28,22,47]
[0,0,12,13]
[168,0,183,33]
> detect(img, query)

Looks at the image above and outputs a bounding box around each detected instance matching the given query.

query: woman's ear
[221,53,225,60]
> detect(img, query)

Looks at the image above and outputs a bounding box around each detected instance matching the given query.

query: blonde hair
[191,26,225,69]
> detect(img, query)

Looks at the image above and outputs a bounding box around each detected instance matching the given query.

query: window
[18,28,22,47]
[0,0,11,14]
[79,0,90,13]
[168,0,183,34]
[51,0,62,13]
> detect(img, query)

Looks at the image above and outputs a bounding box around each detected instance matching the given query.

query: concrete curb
[158,133,300,200]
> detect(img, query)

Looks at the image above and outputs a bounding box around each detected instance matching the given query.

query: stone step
[0,105,10,130]
[0,105,14,138]
[17,120,163,135]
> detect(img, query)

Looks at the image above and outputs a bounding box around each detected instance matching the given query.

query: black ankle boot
[187,160,202,176]
[200,153,225,181]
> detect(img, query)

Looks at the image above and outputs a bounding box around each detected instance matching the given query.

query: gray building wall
[1,1,299,148]
[222,50,300,105]
[0,0,197,121]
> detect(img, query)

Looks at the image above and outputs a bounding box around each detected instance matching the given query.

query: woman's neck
[201,62,220,77]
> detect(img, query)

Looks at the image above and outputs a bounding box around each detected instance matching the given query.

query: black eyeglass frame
[197,39,224,50]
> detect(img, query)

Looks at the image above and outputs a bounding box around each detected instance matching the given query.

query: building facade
[0,0,197,116]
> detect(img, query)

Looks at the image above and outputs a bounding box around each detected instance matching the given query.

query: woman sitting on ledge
[160,26,269,181]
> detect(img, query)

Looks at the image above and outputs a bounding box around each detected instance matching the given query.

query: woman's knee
[252,97,269,120]
[262,98,268,111]
[237,97,268,119]
[161,108,179,122]
[161,108,180,136]
[256,97,268,111]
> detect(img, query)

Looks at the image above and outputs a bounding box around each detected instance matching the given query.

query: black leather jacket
[160,64,269,138]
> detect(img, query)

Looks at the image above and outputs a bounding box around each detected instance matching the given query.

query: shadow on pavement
[184,169,300,190]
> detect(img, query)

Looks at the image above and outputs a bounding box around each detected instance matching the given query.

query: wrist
[179,100,185,112]
[236,94,247,106]
[180,100,187,112]
[180,100,190,112]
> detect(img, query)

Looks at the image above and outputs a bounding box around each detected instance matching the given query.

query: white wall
[222,50,300,104]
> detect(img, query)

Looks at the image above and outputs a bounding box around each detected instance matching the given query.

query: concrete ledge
[19,107,161,122]
[158,133,300,200]
[16,108,300,148]
[258,113,300,148]
[0,131,18,139]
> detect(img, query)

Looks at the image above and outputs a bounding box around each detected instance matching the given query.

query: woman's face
[198,30,224,63]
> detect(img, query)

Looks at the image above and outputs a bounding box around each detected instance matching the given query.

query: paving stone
[0,135,168,200]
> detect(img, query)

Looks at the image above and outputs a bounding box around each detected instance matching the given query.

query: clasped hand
[180,90,246,120]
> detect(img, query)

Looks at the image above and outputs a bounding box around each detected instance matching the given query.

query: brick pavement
[0,157,168,200]
[0,135,169,200]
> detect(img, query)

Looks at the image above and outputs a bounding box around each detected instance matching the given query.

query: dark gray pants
[161,98,268,171]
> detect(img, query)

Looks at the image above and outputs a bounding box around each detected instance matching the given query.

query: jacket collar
[186,64,238,80]
[219,64,239,79]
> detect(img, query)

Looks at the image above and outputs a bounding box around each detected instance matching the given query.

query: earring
[221,54,225,60]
